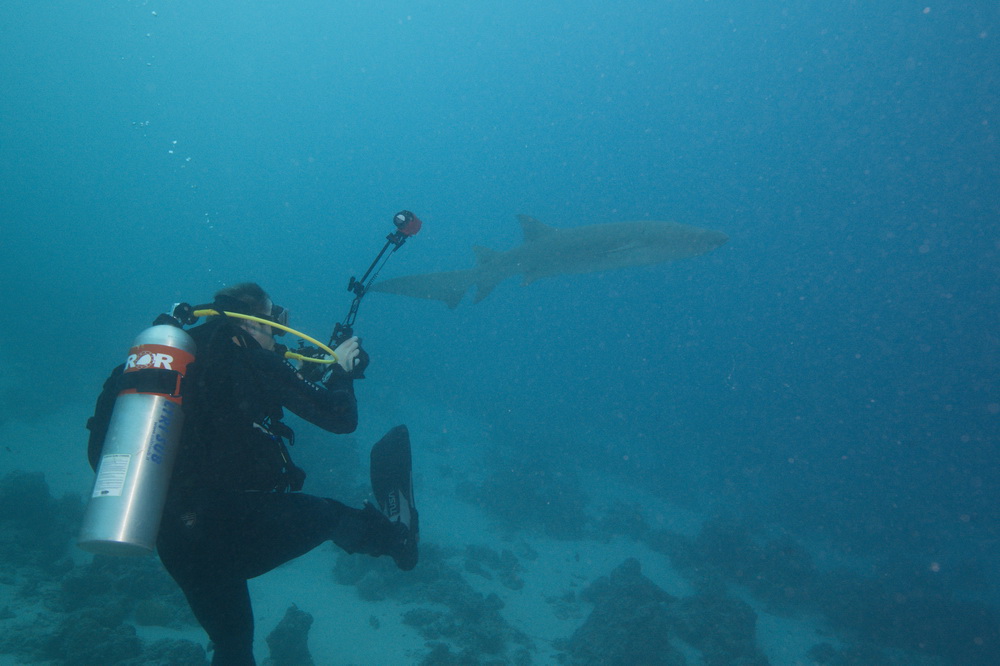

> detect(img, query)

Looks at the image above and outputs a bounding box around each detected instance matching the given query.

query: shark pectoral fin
[517,215,557,242]
[472,245,500,266]
[474,273,506,303]
[443,288,467,309]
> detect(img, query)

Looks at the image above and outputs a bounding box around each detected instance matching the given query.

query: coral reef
[0,471,81,570]
[817,566,999,665]
[806,641,945,666]
[125,638,209,665]
[0,470,206,665]
[334,543,531,661]
[266,604,315,666]
[647,515,1000,665]
[559,558,772,665]
[671,591,768,666]
[0,551,206,665]
[46,608,142,666]
[565,558,683,666]
[418,640,532,666]
[0,606,142,666]
[58,553,195,627]
[463,544,524,590]
[670,516,817,611]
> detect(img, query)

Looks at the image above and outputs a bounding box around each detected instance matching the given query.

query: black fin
[370,425,416,528]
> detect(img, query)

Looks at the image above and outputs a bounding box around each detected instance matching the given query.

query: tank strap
[119,368,184,398]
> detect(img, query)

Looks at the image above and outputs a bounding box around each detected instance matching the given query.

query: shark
[368,214,728,308]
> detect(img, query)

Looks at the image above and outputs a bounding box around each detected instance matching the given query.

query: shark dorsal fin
[517,215,556,243]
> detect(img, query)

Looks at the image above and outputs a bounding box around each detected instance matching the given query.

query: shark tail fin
[368,270,475,309]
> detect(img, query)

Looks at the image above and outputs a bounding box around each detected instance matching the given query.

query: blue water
[2,0,998,661]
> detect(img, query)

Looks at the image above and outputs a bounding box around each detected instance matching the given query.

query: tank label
[92,454,131,498]
[124,344,194,375]
[126,351,176,370]
[121,343,195,405]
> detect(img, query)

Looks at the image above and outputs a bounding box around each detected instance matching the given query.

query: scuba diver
[87,282,418,665]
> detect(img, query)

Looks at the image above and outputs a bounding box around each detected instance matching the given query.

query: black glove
[352,345,370,379]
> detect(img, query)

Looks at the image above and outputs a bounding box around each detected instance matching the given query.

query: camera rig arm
[292,210,423,381]
[331,210,422,346]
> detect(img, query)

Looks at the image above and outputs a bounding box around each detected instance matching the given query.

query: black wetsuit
[154,317,398,665]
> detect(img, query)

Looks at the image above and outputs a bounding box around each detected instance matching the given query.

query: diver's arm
[248,349,358,433]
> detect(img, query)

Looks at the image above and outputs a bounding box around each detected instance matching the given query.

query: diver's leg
[181,577,255,666]
[157,504,256,665]
[324,498,417,569]
[230,493,417,575]
[235,425,418,572]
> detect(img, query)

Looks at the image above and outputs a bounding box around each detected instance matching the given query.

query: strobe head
[393,210,422,237]
[335,208,423,350]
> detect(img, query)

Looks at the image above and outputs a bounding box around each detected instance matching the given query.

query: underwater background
[1,1,997,664]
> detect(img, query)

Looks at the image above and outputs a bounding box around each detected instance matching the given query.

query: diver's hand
[332,336,361,373]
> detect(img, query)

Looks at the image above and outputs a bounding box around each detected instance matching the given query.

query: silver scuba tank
[78,324,196,556]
